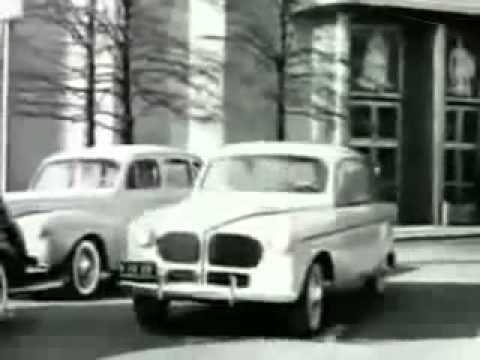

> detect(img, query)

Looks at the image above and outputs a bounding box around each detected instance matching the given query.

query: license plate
[121,261,157,279]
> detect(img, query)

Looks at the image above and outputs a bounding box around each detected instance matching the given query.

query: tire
[286,262,325,337]
[68,239,102,298]
[0,260,11,321]
[133,295,169,331]
[364,272,386,297]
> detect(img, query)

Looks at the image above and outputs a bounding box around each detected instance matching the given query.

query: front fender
[42,209,121,269]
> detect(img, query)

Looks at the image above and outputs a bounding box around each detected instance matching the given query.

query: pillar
[186,0,226,159]
[286,12,350,145]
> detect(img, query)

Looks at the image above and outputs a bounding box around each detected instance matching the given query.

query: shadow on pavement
[337,281,480,341]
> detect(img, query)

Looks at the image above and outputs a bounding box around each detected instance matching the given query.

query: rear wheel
[286,262,325,337]
[133,295,169,331]
[68,240,102,298]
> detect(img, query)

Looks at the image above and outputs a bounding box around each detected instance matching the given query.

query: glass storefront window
[462,150,476,182]
[463,111,478,143]
[445,111,457,141]
[350,105,372,138]
[351,27,402,94]
[378,106,397,139]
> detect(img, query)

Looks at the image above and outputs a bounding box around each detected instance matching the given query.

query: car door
[334,158,380,279]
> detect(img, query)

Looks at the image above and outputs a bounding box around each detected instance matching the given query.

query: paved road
[3,238,480,360]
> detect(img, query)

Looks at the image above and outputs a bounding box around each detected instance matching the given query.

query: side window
[336,159,372,206]
[164,159,192,188]
[126,159,161,190]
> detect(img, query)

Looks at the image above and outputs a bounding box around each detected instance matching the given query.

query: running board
[9,271,112,295]
[9,279,67,295]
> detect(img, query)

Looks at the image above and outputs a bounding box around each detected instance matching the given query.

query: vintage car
[0,197,32,320]
[120,141,397,336]
[4,145,202,298]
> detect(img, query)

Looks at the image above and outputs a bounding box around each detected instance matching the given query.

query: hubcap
[307,265,323,330]
[73,242,100,295]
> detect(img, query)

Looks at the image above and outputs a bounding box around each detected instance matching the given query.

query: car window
[126,159,161,190]
[31,159,120,191]
[336,159,372,206]
[164,159,192,188]
[201,155,327,193]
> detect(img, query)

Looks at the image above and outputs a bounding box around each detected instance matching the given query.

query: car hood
[4,190,114,218]
[150,191,331,234]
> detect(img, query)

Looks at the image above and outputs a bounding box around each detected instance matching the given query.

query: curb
[395,232,480,242]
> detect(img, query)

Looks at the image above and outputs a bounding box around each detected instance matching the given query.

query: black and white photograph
[2,0,480,359]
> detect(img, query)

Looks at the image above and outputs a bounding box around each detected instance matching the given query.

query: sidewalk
[394,225,480,241]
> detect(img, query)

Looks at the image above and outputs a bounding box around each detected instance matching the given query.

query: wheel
[133,295,169,331]
[286,262,325,337]
[0,260,11,322]
[68,240,102,298]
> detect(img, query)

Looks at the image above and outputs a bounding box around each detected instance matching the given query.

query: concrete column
[186,0,226,159]
[310,12,350,145]
[286,12,350,145]
[432,24,446,224]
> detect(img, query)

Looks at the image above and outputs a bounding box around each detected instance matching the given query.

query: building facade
[3,0,480,226]
[286,1,480,224]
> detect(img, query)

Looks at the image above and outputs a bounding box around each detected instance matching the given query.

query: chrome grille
[157,232,200,264]
[208,233,262,268]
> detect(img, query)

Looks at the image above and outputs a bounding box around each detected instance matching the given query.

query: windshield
[31,159,121,191]
[200,155,328,193]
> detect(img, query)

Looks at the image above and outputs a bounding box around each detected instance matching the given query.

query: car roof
[210,141,363,163]
[41,144,202,164]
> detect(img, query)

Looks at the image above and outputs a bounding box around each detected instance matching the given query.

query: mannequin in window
[356,30,392,92]
[448,36,476,97]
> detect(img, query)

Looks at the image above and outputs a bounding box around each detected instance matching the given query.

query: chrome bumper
[119,280,297,304]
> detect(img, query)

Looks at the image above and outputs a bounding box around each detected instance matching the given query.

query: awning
[295,0,480,15]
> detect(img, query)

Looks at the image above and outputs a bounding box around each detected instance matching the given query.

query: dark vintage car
[0,198,33,320]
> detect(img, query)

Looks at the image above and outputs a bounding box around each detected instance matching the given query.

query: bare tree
[216,0,347,141]
[12,0,214,145]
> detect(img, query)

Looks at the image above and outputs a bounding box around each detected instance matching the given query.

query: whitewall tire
[69,240,102,298]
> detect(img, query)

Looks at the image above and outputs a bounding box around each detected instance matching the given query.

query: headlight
[129,221,156,248]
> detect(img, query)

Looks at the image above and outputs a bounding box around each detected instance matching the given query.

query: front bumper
[120,280,297,304]
[119,256,298,305]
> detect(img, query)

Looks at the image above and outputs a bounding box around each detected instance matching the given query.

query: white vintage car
[120,142,397,336]
[4,145,202,298]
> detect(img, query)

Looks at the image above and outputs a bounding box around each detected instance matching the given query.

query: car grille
[208,233,262,268]
[157,232,200,264]
[166,269,197,283]
[207,272,249,288]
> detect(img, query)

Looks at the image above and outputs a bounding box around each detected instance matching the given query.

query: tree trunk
[277,0,289,141]
[85,0,96,147]
[120,0,133,144]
